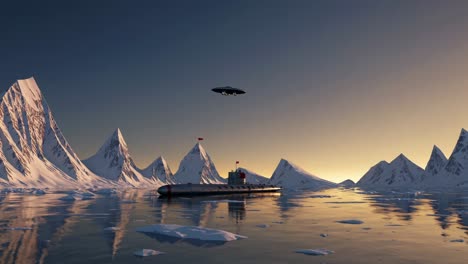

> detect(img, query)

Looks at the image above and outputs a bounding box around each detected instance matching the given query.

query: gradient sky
[1,0,468,182]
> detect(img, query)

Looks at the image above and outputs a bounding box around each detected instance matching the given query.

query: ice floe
[295,249,334,256]
[136,224,246,247]
[133,249,165,257]
[336,219,364,224]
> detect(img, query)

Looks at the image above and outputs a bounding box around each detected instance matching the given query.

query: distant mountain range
[5,77,466,191]
[357,129,468,190]
[0,77,340,190]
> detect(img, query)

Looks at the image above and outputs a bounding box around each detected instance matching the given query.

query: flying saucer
[211,86,246,96]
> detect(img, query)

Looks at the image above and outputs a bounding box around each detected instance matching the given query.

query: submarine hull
[157,184,281,196]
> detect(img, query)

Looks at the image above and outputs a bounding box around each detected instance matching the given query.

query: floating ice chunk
[256,224,270,228]
[133,249,165,257]
[336,219,364,225]
[450,239,464,243]
[320,233,328,237]
[136,224,247,242]
[295,249,334,256]
[104,227,121,231]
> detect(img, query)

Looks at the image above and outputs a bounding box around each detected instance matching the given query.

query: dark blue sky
[2,0,468,181]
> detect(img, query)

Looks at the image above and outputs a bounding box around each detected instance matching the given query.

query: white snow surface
[357,154,425,189]
[268,159,337,190]
[0,77,109,188]
[83,129,163,188]
[295,249,334,256]
[140,156,175,184]
[133,249,165,257]
[238,167,269,184]
[172,143,226,184]
[135,224,246,242]
[357,129,468,189]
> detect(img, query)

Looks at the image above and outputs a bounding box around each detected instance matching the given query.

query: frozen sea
[0,188,467,264]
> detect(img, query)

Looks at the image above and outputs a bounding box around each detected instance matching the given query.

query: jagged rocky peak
[0,77,102,187]
[173,142,226,184]
[83,128,152,186]
[268,159,336,189]
[141,156,174,183]
[425,145,448,176]
[445,128,468,176]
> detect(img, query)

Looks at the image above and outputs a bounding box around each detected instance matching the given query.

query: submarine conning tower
[228,169,246,185]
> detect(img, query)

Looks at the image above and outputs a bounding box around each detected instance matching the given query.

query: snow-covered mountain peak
[0,77,107,187]
[83,129,154,186]
[357,154,424,189]
[445,128,468,176]
[238,167,269,184]
[268,159,336,189]
[188,142,209,160]
[141,156,174,183]
[424,145,448,179]
[173,142,226,184]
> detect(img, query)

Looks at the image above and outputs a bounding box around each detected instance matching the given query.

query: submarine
[157,169,281,196]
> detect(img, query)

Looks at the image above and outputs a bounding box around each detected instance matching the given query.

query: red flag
[236,161,239,164]
[197,137,204,141]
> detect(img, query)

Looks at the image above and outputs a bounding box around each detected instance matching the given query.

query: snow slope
[268,159,336,189]
[83,129,161,187]
[357,154,425,189]
[0,77,107,188]
[238,167,269,184]
[173,143,226,184]
[140,156,174,184]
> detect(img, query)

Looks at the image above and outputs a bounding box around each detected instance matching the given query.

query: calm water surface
[0,188,467,264]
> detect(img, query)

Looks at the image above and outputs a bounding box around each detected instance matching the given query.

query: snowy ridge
[424,145,448,177]
[0,77,107,188]
[357,154,425,189]
[140,156,174,184]
[268,159,336,189]
[237,167,269,184]
[173,143,226,184]
[83,129,161,187]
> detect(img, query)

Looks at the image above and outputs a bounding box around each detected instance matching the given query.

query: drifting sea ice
[295,249,334,256]
[133,249,165,257]
[136,224,247,242]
